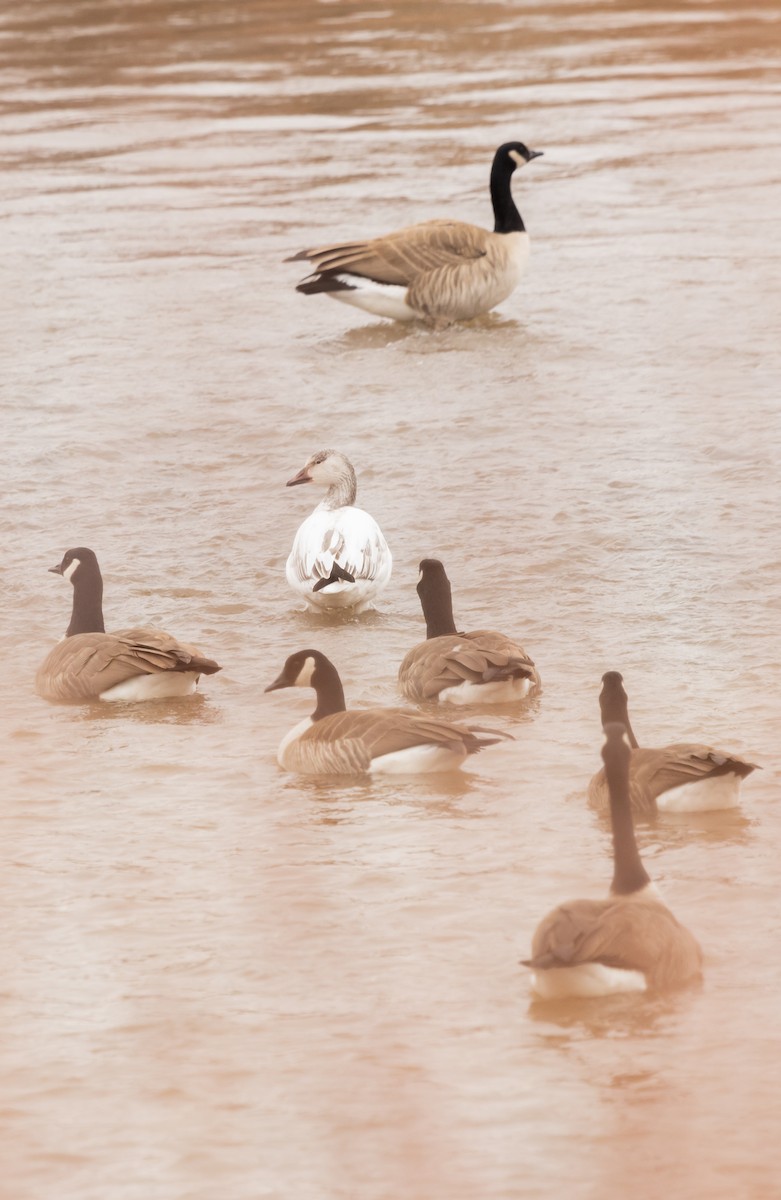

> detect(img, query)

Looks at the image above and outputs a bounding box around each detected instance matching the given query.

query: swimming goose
[288,141,542,328]
[524,722,703,999]
[285,449,392,612]
[398,558,541,705]
[265,649,511,775]
[36,547,221,702]
[587,672,757,815]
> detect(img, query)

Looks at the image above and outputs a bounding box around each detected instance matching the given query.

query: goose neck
[311,655,348,721]
[67,566,106,636]
[490,157,524,234]
[421,586,458,639]
[322,465,357,511]
[608,752,651,897]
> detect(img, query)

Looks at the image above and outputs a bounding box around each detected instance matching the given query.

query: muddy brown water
[1,2,780,1198]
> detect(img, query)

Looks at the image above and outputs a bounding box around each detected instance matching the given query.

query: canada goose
[398,558,541,705]
[523,722,703,999]
[587,671,757,815]
[265,649,511,775]
[285,449,392,612]
[36,547,221,702]
[288,141,543,328]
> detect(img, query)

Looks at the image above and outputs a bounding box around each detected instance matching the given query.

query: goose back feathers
[524,722,703,999]
[398,559,540,705]
[266,649,510,775]
[36,548,221,702]
[289,142,542,327]
[285,449,392,612]
[587,671,757,814]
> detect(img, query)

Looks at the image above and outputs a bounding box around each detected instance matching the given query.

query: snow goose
[398,558,540,705]
[285,449,392,612]
[36,547,221,702]
[524,722,703,999]
[288,141,542,328]
[587,672,757,815]
[265,649,511,775]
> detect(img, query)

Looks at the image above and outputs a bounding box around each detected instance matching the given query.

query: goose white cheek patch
[294,657,316,687]
[62,558,81,582]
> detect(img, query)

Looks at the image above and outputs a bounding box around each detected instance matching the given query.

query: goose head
[286,449,358,509]
[266,649,347,719]
[265,649,323,691]
[497,141,543,171]
[49,546,101,586]
[287,449,355,489]
[48,546,105,636]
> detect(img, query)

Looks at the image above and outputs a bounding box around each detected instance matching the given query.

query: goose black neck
[604,728,650,896]
[599,674,640,749]
[491,156,524,234]
[418,569,458,638]
[68,562,105,636]
[311,654,347,721]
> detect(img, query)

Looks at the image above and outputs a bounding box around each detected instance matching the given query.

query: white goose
[524,722,703,999]
[398,558,541,705]
[36,547,221,702]
[288,141,542,328]
[587,672,757,815]
[266,649,510,775]
[285,449,392,612]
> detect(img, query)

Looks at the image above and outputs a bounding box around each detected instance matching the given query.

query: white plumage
[285,449,392,612]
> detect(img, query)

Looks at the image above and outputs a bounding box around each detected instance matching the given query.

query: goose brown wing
[399,631,539,702]
[298,707,503,766]
[295,220,490,286]
[590,744,758,814]
[525,897,703,988]
[634,743,757,796]
[36,629,220,701]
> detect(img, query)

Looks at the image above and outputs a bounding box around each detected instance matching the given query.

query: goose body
[587,672,757,815]
[285,449,392,612]
[36,548,221,703]
[398,559,540,705]
[524,723,703,999]
[289,142,542,328]
[266,649,510,775]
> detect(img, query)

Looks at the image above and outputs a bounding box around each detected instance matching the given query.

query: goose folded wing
[311,708,483,760]
[637,743,758,797]
[291,514,387,587]
[297,221,489,285]
[525,898,680,978]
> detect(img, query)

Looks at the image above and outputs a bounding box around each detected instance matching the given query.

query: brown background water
[1,2,780,1197]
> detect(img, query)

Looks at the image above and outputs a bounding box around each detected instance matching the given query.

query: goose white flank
[587,671,758,814]
[288,141,542,328]
[265,649,511,775]
[285,449,392,612]
[36,547,221,702]
[398,557,541,705]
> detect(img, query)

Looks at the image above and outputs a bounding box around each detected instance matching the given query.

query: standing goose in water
[36,547,221,702]
[524,722,703,999]
[288,141,542,328]
[398,558,540,704]
[587,671,757,815]
[266,649,511,775]
[285,449,392,612]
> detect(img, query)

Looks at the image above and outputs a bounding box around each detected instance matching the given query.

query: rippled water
[1,2,780,1197]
